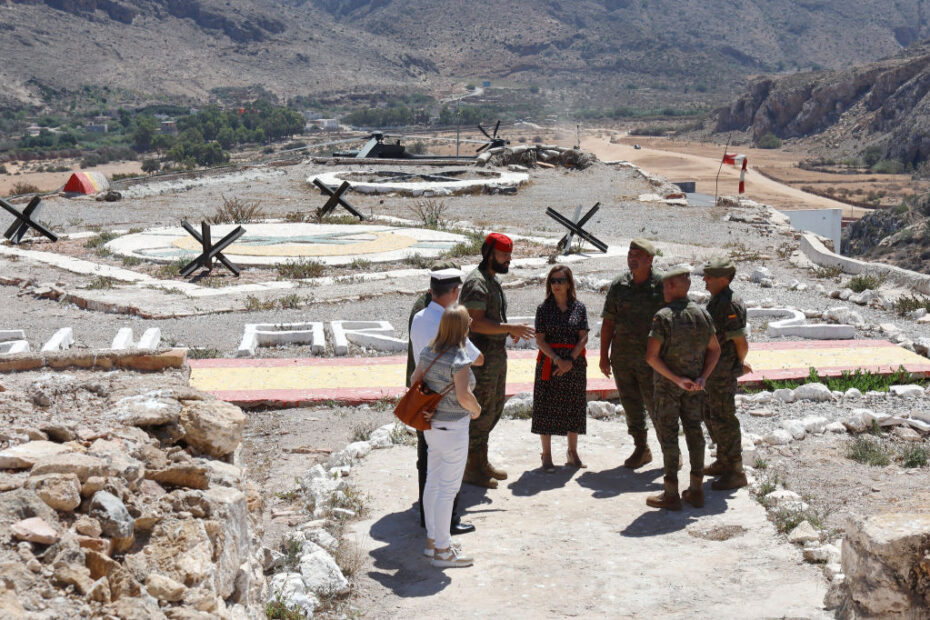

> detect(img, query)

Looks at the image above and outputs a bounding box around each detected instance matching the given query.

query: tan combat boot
[646,478,681,511]
[702,459,728,477]
[462,453,498,489]
[623,433,653,469]
[681,474,704,508]
[712,461,748,490]
[481,447,508,481]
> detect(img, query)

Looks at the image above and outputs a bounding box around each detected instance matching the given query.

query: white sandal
[431,545,473,568]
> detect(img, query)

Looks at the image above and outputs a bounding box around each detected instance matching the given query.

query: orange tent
[63,171,109,195]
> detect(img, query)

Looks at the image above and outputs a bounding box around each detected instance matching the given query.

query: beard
[491,257,510,273]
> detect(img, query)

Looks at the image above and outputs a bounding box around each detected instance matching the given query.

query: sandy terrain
[0,160,142,195]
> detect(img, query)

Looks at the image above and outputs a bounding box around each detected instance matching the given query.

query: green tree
[141,158,160,173]
[756,132,782,149]
[132,116,158,152]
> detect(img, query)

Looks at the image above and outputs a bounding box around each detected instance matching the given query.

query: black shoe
[450,521,475,535]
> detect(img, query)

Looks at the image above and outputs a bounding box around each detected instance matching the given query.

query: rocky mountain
[2,1,930,111]
[715,43,930,165]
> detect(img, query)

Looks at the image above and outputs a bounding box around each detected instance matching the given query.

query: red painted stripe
[188,340,899,369]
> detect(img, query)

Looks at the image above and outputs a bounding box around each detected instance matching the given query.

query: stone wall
[0,372,266,619]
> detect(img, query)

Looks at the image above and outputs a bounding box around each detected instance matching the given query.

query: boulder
[146,462,210,490]
[837,513,930,617]
[303,528,338,552]
[801,416,828,435]
[75,516,103,537]
[748,408,774,418]
[793,383,833,402]
[788,520,821,545]
[503,392,533,418]
[587,401,615,420]
[772,388,794,403]
[110,394,182,427]
[764,429,793,445]
[11,516,59,545]
[298,540,350,597]
[179,400,247,458]
[843,388,863,400]
[750,267,771,283]
[782,420,807,440]
[892,426,923,442]
[124,518,214,593]
[89,491,134,553]
[53,560,95,595]
[25,473,81,511]
[146,573,186,602]
[826,421,847,434]
[30,453,112,482]
[889,384,925,398]
[88,439,145,485]
[804,546,832,563]
[203,487,251,598]
[266,572,318,618]
[751,391,773,404]
[0,440,76,469]
[367,425,394,449]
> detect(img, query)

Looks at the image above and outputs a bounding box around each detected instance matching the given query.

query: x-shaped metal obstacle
[179,220,245,277]
[546,202,607,253]
[1,196,59,244]
[312,179,365,220]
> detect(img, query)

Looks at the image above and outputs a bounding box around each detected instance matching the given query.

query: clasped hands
[675,376,706,392]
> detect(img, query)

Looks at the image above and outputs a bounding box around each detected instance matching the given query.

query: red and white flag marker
[723,153,748,194]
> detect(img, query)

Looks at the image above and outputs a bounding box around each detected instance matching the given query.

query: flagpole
[715,132,732,206]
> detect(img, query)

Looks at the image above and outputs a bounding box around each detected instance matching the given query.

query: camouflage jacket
[706,286,748,381]
[460,266,507,354]
[601,269,665,363]
[648,299,716,380]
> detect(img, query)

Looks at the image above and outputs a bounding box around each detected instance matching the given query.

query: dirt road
[580,135,869,218]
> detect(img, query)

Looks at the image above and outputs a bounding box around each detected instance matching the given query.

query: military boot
[681,474,704,508]
[712,461,748,490]
[462,453,497,489]
[481,448,508,481]
[623,433,653,469]
[646,478,681,511]
[702,459,728,477]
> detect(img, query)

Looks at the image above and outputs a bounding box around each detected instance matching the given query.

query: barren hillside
[1,0,928,110]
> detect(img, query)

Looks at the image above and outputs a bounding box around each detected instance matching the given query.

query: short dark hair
[430,280,459,298]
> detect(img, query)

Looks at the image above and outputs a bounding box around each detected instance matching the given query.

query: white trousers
[423,415,470,551]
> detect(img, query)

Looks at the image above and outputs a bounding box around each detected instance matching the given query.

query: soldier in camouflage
[701,256,751,490]
[600,238,666,469]
[460,232,534,489]
[645,266,721,511]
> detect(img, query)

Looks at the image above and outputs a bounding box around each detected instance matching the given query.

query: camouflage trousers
[611,357,655,436]
[653,377,705,479]
[469,348,507,454]
[703,376,742,466]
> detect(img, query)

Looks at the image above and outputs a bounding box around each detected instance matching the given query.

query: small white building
[313,118,340,131]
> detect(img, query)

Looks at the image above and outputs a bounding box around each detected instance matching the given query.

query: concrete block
[237,322,326,358]
[0,340,31,354]
[331,321,405,355]
[40,328,74,352]
[748,307,855,340]
[0,329,27,341]
[111,328,134,350]
[138,328,162,350]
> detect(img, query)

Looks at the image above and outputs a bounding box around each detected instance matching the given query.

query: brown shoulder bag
[394,346,456,431]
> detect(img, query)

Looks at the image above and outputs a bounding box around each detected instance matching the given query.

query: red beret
[484,232,513,253]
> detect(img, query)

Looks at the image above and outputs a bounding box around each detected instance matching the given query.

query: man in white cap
[408,265,483,535]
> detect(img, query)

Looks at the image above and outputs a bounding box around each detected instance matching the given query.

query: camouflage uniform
[704,286,748,467]
[602,270,665,435]
[460,265,508,455]
[648,299,716,479]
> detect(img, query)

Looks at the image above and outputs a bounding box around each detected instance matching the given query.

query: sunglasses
[550,277,569,284]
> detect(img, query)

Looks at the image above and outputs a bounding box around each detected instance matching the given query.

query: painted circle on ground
[105,223,469,266]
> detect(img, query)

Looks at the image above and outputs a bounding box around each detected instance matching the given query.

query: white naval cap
[429,267,464,284]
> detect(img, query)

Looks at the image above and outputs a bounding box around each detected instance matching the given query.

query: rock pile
[475,145,598,170]
[0,375,265,619]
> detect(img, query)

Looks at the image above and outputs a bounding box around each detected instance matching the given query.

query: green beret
[629,238,657,257]
[703,256,736,278]
[661,265,692,281]
[429,259,459,271]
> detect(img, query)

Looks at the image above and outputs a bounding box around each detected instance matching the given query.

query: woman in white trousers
[410,305,481,568]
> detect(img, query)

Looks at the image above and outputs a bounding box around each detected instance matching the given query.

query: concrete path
[188,339,930,406]
[346,419,830,619]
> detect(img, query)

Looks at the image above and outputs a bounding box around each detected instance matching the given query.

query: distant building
[26,124,42,137]
[312,119,340,131]
[93,114,110,124]
[160,120,178,135]
[85,122,108,133]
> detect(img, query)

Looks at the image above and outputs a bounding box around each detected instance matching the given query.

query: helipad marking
[188,340,930,406]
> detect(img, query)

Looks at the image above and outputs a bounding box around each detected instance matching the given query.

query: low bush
[756,132,782,149]
[846,274,885,292]
[846,436,892,466]
[892,294,930,316]
[207,195,265,224]
[761,366,920,393]
[276,258,325,280]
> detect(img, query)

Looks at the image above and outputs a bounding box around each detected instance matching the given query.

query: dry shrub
[207,194,265,224]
